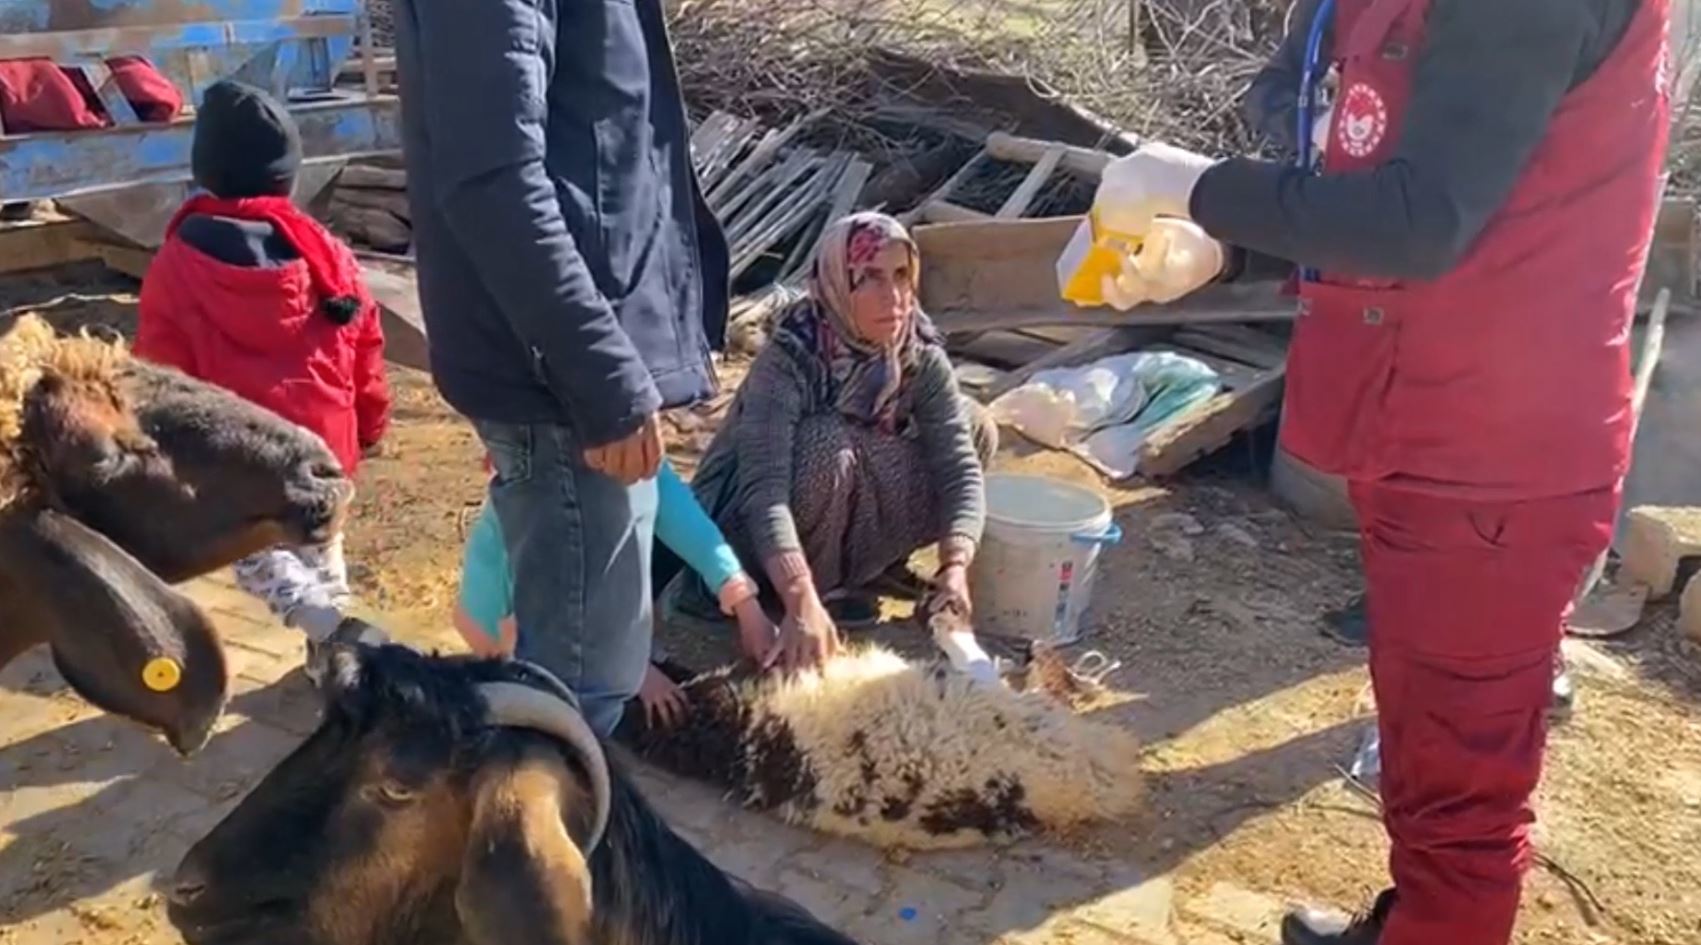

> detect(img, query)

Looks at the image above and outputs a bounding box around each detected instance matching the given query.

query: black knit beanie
[191,80,301,199]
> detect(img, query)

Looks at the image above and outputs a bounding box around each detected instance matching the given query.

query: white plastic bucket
[969,473,1122,646]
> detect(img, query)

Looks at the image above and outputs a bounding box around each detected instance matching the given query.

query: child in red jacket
[136,80,391,669]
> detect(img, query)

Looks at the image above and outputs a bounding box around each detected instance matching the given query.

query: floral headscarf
[770,212,938,433]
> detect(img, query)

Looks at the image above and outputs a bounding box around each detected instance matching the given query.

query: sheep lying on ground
[617,641,1144,850]
[167,644,860,945]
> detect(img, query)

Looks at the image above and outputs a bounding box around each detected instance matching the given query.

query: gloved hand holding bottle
[1099,217,1227,311]
[1086,142,1226,311]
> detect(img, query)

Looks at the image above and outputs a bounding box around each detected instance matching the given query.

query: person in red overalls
[1087,1,1672,943]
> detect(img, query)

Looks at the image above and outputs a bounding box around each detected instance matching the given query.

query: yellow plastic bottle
[1056,162,1154,306]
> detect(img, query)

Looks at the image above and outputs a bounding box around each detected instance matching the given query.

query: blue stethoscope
[1295,0,1337,284]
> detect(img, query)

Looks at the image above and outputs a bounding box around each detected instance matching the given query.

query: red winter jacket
[136,231,391,476]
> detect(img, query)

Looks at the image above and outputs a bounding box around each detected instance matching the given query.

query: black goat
[165,643,861,945]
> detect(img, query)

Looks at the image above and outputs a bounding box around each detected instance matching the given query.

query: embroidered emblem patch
[1336,83,1389,159]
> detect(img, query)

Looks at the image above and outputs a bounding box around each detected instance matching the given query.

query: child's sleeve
[134,249,198,374]
[654,459,746,594]
[352,297,392,449]
[456,498,514,643]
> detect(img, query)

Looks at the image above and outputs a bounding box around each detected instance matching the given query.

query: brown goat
[0,313,352,752]
[2,313,353,583]
[167,645,862,945]
[0,507,227,754]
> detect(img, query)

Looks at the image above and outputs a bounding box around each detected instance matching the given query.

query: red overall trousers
[1278,1,1672,943]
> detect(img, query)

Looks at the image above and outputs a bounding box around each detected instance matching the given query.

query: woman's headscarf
[770,211,938,434]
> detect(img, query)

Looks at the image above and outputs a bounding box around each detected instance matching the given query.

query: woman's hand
[732,597,779,668]
[929,563,972,618]
[637,664,690,729]
[769,591,840,674]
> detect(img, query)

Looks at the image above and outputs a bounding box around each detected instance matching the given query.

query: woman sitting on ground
[683,211,998,677]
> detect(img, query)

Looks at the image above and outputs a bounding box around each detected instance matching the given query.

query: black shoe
[304,617,390,688]
[1282,889,1394,945]
[1322,595,1370,647]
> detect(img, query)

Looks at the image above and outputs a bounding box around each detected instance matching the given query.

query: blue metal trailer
[0,0,399,246]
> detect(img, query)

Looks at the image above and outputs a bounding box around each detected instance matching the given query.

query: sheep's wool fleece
[0,314,129,511]
[741,645,1141,850]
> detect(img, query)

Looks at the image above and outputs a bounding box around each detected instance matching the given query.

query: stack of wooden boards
[690,112,871,283]
[324,110,872,285]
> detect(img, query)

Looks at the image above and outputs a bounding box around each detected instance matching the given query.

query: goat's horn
[476,682,611,854]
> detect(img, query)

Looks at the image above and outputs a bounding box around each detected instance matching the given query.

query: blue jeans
[474,419,657,737]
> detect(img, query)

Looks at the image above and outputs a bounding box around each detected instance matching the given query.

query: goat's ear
[455,749,595,945]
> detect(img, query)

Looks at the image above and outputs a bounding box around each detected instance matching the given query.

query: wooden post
[360,7,381,98]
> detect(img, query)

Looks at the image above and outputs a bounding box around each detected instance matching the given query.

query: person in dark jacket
[1081,2,1667,944]
[389,0,730,736]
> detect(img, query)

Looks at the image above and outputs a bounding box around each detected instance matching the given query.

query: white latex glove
[1093,142,1218,235]
[936,628,999,685]
[1099,217,1226,311]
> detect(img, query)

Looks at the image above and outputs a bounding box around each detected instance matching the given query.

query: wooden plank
[356,258,433,373]
[1171,328,1286,370]
[728,155,846,278]
[995,144,1064,219]
[984,131,1110,182]
[949,330,1062,370]
[338,54,396,80]
[930,300,1295,335]
[917,201,990,224]
[1644,196,1697,304]
[706,111,823,208]
[0,218,100,275]
[915,215,1295,331]
[952,359,1011,398]
[1185,322,1289,356]
[690,112,740,157]
[782,158,872,281]
[338,165,408,190]
[1014,324,1101,345]
[982,325,1163,400]
[1136,367,1287,478]
[76,237,153,280]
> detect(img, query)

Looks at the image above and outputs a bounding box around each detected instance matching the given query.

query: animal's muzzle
[288,462,354,543]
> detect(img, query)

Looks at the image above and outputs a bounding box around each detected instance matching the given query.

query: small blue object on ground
[898,907,918,922]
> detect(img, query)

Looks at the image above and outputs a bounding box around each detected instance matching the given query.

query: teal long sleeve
[655,459,745,594]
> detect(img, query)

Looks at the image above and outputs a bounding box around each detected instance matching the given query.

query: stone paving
[1,573,1290,945]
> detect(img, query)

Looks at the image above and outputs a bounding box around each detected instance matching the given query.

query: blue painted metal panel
[0,2,355,33]
[0,97,400,201]
[0,0,389,202]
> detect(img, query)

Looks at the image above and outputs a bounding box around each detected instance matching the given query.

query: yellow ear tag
[143,657,183,693]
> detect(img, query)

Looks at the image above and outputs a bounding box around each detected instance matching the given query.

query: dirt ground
[5,267,1701,945]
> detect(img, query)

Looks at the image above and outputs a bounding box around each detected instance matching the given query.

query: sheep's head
[55,359,354,582]
[167,645,610,945]
[0,508,227,754]
[0,314,353,583]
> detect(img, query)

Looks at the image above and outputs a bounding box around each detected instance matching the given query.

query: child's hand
[732,597,779,669]
[638,664,690,729]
